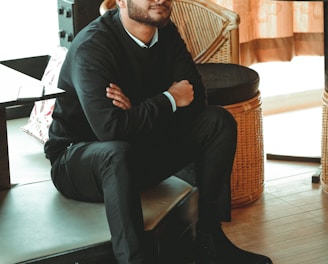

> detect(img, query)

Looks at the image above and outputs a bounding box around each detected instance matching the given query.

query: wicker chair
[99,0,264,208]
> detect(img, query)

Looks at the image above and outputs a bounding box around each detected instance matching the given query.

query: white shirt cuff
[163,91,177,112]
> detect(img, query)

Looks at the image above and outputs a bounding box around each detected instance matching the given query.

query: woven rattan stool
[321,90,328,194]
[197,63,264,208]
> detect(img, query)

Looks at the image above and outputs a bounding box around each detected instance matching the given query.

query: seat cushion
[196,63,259,106]
[0,180,109,264]
[0,176,196,263]
[142,176,194,231]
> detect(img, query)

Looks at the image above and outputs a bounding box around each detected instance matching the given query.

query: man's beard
[127,0,171,28]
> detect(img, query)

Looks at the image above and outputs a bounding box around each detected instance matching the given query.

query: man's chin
[151,15,171,28]
[141,19,169,28]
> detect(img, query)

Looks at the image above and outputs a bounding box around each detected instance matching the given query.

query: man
[45,0,272,263]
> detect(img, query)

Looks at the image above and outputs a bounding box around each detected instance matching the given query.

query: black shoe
[195,229,273,264]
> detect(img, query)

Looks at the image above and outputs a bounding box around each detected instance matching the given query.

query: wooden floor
[223,160,328,264]
[222,107,328,264]
[8,107,328,263]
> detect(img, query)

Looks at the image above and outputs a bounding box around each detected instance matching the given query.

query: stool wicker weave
[321,90,328,194]
[225,96,264,206]
[99,0,264,207]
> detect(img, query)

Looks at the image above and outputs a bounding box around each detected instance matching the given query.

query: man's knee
[90,141,133,187]
[94,141,131,165]
[204,106,237,137]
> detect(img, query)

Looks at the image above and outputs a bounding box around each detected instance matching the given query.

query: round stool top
[196,63,260,106]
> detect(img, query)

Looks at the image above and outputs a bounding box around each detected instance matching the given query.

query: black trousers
[50,106,237,264]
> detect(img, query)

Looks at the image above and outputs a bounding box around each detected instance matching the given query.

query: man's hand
[167,80,194,107]
[106,83,132,110]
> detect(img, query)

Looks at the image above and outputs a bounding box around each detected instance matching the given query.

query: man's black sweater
[45,8,206,163]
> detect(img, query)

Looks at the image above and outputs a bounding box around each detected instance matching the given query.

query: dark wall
[58,0,104,48]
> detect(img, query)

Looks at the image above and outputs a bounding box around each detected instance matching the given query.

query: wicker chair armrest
[99,0,116,15]
[171,0,240,63]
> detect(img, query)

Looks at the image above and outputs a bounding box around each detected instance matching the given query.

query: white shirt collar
[125,28,159,48]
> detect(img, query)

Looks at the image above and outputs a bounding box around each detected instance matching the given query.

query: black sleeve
[70,40,174,142]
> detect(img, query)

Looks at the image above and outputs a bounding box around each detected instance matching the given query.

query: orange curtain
[212,0,324,66]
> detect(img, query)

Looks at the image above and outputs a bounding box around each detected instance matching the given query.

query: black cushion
[196,63,260,106]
